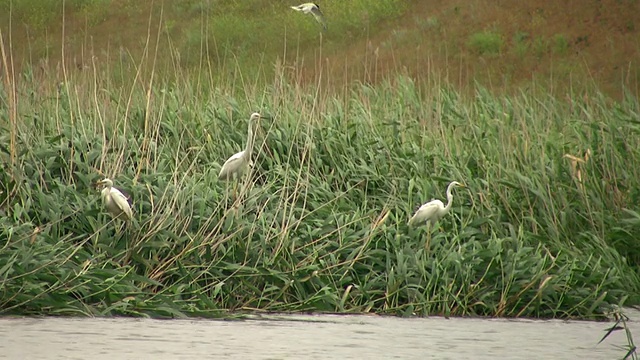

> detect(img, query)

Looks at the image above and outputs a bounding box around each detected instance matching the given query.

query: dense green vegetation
[1,53,639,318]
[0,0,639,320]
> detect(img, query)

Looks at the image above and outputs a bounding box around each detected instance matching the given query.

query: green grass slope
[1,0,638,97]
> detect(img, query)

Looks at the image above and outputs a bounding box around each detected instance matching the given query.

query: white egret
[408,181,465,251]
[218,112,264,181]
[291,3,327,30]
[218,112,267,212]
[96,178,133,221]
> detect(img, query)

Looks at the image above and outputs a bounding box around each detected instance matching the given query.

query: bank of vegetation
[0,0,639,319]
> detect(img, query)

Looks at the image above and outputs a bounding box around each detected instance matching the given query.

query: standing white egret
[218,112,267,211]
[218,112,264,181]
[290,3,327,30]
[96,178,133,221]
[408,181,465,251]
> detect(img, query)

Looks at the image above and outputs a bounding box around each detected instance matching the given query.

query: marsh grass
[599,307,638,359]
[0,13,639,319]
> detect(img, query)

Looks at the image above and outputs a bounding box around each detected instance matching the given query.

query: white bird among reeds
[96,178,133,221]
[218,112,264,181]
[409,181,465,251]
[290,3,327,30]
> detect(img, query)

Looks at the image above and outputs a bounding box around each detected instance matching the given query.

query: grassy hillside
[0,1,639,319]
[0,0,638,97]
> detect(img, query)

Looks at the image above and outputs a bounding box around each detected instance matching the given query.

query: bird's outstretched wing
[291,3,326,30]
[408,200,443,226]
[290,3,315,12]
[309,6,327,30]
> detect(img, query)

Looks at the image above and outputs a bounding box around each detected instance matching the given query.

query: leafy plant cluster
[0,59,639,318]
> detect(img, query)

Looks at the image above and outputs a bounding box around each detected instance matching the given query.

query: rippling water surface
[1,310,637,359]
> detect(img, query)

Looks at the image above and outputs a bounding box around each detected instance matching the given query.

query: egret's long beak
[260,114,273,120]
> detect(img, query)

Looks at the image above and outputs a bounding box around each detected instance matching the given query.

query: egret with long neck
[218,112,262,181]
[408,181,465,251]
[409,181,464,226]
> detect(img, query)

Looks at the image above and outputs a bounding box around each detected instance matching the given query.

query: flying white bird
[96,178,133,221]
[218,112,264,181]
[291,3,327,30]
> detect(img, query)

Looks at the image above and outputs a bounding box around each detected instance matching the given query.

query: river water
[1,310,638,359]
